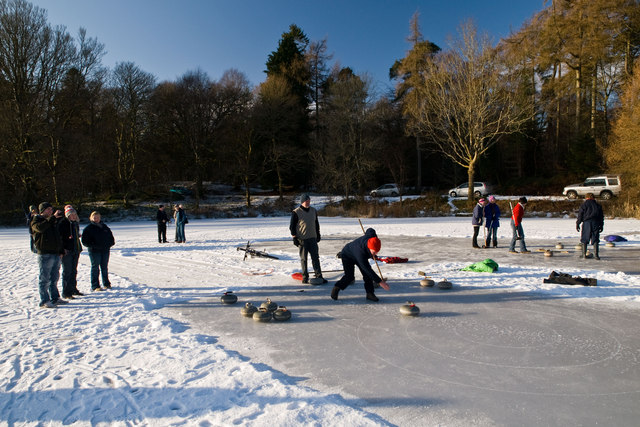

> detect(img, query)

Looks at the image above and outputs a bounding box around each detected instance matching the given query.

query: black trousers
[335,255,375,294]
[157,222,167,242]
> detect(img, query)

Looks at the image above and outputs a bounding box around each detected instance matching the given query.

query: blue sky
[30,0,545,93]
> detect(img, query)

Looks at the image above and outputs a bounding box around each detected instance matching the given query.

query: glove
[292,237,299,247]
[316,235,321,243]
[599,226,603,233]
[576,224,580,232]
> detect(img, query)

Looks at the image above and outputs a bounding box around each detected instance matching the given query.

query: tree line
[1,0,639,215]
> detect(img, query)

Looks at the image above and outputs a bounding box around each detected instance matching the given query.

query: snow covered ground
[2,215,640,426]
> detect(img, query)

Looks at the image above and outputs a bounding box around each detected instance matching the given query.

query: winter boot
[366,292,379,302]
[330,286,340,300]
[580,243,586,259]
[594,242,600,260]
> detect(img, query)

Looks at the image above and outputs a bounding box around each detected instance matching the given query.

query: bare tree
[0,0,75,206]
[405,21,533,202]
[110,61,156,205]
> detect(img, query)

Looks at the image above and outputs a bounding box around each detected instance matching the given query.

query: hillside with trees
[0,0,638,219]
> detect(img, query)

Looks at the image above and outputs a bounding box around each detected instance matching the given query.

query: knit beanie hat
[64,204,77,218]
[488,196,496,202]
[300,193,310,203]
[478,198,485,204]
[38,202,52,213]
[367,237,381,252]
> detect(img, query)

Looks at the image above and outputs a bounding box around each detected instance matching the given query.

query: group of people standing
[29,202,115,308]
[471,194,604,258]
[156,204,188,243]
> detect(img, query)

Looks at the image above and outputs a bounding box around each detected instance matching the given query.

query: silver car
[448,182,493,197]
[370,183,399,197]
[563,175,621,200]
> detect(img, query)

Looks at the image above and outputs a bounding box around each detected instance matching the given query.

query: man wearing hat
[31,202,66,308]
[471,198,486,248]
[289,194,326,284]
[156,205,170,243]
[58,205,83,298]
[330,228,389,302]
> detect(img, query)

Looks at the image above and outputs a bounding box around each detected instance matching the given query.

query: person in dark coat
[58,205,83,298]
[27,205,38,253]
[576,193,605,260]
[31,202,66,307]
[290,194,326,284]
[484,195,501,248]
[156,205,170,243]
[174,205,187,243]
[82,211,115,291]
[471,198,486,248]
[330,228,389,302]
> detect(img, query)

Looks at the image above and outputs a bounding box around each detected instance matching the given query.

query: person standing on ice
[471,198,486,248]
[509,197,530,254]
[484,195,501,248]
[82,211,115,291]
[58,205,83,298]
[330,228,389,302]
[174,204,187,243]
[31,202,66,308]
[290,194,326,284]
[156,204,169,243]
[576,193,604,260]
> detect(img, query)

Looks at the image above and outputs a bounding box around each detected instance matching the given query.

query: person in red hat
[331,228,389,302]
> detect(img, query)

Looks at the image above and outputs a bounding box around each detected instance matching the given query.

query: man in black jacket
[58,205,83,298]
[156,205,169,243]
[82,211,115,291]
[330,228,389,302]
[576,193,605,260]
[31,202,65,308]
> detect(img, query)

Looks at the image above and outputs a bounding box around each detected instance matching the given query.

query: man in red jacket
[509,197,530,254]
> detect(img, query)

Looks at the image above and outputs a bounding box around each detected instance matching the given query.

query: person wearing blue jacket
[330,228,389,302]
[174,204,187,243]
[472,198,486,248]
[484,195,501,248]
[82,211,115,291]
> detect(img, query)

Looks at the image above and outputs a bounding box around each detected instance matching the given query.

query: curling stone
[252,307,272,322]
[273,306,292,321]
[399,301,420,317]
[240,302,258,317]
[605,241,615,248]
[420,278,435,287]
[555,243,564,249]
[437,279,453,290]
[260,298,277,313]
[309,277,326,285]
[544,250,553,257]
[220,291,238,304]
[575,244,583,251]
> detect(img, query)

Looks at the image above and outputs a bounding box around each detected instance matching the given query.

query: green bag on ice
[461,258,499,273]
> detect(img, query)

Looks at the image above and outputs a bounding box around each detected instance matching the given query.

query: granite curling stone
[260,298,277,312]
[555,243,564,249]
[605,241,615,247]
[273,306,292,321]
[437,279,453,290]
[240,302,258,317]
[544,250,553,257]
[420,278,435,288]
[399,301,420,316]
[220,291,238,304]
[253,307,272,322]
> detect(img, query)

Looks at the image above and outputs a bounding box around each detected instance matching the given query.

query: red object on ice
[377,256,408,264]
[291,272,303,281]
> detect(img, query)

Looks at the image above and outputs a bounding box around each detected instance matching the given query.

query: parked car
[448,182,493,198]
[370,183,399,197]
[562,175,621,200]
